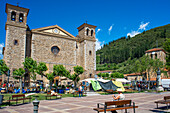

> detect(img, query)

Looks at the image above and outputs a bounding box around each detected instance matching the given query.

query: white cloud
[127,31,140,37]
[96,29,101,34]
[127,22,150,37]
[139,22,150,30]
[96,38,104,51]
[0,43,4,59]
[108,24,114,35]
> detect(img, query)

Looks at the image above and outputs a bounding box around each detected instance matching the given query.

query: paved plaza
[0,92,170,113]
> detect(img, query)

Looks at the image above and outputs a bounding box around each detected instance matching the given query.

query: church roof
[31,25,76,39]
[77,23,97,30]
[6,3,29,15]
[145,48,166,54]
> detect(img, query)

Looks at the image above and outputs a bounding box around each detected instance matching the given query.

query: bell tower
[76,23,96,79]
[3,3,29,82]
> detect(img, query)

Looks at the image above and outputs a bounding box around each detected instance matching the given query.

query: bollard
[33,97,40,113]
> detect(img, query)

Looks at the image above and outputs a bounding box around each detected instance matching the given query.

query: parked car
[162,79,170,91]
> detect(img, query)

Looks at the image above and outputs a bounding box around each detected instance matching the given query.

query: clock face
[53,29,59,33]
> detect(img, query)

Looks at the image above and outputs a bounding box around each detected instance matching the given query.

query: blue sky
[0,0,170,59]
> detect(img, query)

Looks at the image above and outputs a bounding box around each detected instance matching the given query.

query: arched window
[91,30,93,36]
[89,74,92,78]
[14,40,18,45]
[89,50,92,55]
[86,28,89,36]
[51,46,60,55]
[11,11,16,21]
[150,54,153,59]
[19,13,24,22]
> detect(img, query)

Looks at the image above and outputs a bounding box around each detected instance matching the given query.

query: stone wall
[31,33,77,83]
[3,25,26,82]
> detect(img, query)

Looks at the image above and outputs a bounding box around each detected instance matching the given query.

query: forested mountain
[96,24,170,65]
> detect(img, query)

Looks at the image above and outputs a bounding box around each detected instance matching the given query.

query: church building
[2,3,96,86]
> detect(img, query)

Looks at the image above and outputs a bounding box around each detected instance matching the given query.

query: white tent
[81,78,110,83]
[116,78,131,83]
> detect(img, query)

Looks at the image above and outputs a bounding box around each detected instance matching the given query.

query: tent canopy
[116,78,131,83]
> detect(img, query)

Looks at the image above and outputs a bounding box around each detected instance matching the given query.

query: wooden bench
[93,100,138,113]
[8,94,31,106]
[45,92,62,100]
[155,96,170,109]
[73,91,86,97]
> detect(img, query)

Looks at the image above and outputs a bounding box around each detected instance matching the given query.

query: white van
[162,79,170,91]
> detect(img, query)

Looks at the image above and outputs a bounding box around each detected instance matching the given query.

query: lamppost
[6,70,10,93]
[94,75,98,91]
[156,68,163,91]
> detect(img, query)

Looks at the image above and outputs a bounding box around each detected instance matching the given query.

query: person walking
[78,85,83,97]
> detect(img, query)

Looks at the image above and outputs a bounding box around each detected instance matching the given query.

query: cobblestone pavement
[0,92,170,113]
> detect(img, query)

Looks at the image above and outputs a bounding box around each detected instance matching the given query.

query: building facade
[3,4,96,86]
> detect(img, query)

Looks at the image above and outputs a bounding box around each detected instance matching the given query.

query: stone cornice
[32,31,77,41]
[77,37,96,43]
[32,25,76,39]
[6,3,29,15]
[5,23,27,30]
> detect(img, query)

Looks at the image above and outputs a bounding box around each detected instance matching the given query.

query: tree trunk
[50,80,52,90]
[19,78,23,93]
[74,80,77,90]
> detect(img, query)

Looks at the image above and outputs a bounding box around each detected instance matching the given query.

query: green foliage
[23,57,37,81]
[101,73,106,78]
[36,62,48,77]
[105,73,109,77]
[47,73,54,81]
[0,59,9,75]
[13,68,25,79]
[97,73,102,77]
[53,64,69,77]
[111,72,124,78]
[13,68,25,93]
[96,24,170,65]
[74,65,84,75]
[163,38,170,70]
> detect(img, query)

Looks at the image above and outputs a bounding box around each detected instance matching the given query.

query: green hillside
[96,24,170,72]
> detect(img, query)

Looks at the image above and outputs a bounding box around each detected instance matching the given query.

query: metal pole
[7,76,9,93]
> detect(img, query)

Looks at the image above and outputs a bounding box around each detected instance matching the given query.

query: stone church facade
[3,3,96,86]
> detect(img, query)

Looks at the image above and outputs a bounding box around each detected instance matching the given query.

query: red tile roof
[124,72,146,76]
[145,48,166,54]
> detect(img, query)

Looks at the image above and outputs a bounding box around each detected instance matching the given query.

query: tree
[36,62,48,78]
[163,38,170,70]
[134,56,148,80]
[72,65,84,89]
[13,68,25,93]
[46,73,54,90]
[97,73,102,77]
[105,73,109,78]
[0,59,9,76]
[53,65,70,86]
[23,57,37,82]
[101,73,106,78]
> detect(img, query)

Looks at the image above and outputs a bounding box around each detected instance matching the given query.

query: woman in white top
[112,89,125,100]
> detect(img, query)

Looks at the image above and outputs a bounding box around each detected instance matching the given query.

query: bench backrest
[47,92,51,95]
[164,96,170,101]
[12,94,25,99]
[105,100,131,106]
